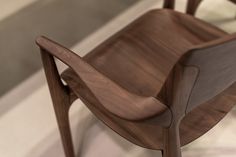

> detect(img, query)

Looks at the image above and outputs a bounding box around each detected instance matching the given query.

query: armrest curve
[36,36,170,121]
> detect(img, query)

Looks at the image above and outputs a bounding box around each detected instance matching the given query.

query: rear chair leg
[163,0,175,9]
[186,0,203,15]
[40,49,75,157]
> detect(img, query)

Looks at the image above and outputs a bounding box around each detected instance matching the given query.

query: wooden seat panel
[63,9,226,97]
[84,9,226,97]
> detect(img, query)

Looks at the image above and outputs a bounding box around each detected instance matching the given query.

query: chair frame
[36,1,236,157]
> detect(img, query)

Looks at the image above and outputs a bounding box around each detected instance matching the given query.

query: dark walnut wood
[163,0,175,9]
[36,37,170,121]
[186,0,236,15]
[36,8,236,157]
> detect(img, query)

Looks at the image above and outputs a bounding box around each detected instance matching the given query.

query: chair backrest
[182,34,236,112]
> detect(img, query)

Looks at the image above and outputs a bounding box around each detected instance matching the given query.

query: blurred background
[0,0,139,97]
[0,0,236,157]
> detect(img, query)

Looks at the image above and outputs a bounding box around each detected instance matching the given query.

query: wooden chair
[186,0,236,15]
[36,1,236,157]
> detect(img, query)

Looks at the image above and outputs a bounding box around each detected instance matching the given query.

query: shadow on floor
[0,0,138,96]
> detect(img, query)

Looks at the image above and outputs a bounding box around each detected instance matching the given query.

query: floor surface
[0,0,138,96]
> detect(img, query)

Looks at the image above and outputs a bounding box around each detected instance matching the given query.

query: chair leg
[229,0,236,5]
[162,121,182,157]
[40,49,75,157]
[160,65,195,157]
[52,93,75,157]
[163,0,175,9]
[186,0,203,15]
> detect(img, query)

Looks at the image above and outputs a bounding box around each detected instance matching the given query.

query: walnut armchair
[36,1,236,157]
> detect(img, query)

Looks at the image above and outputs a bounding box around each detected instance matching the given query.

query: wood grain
[183,33,236,112]
[36,36,171,121]
[40,49,75,157]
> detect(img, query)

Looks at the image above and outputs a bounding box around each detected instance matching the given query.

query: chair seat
[61,9,233,150]
[62,9,226,98]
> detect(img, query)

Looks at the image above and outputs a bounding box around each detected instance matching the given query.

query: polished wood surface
[39,49,75,157]
[37,7,236,157]
[186,0,236,15]
[36,37,170,121]
[184,34,236,112]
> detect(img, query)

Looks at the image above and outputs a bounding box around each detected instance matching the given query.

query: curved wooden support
[183,33,236,112]
[163,121,182,157]
[186,0,203,15]
[40,49,75,157]
[161,64,199,157]
[36,36,170,121]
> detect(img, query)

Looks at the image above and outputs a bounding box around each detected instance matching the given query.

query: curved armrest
[36,36,169,121]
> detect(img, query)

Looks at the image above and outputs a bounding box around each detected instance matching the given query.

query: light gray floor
[0,0,139,96]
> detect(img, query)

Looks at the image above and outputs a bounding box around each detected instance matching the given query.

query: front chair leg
[163,120,182,157]
[40,49,75,157]
[52,94,75,157]
[53,95,75,157]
